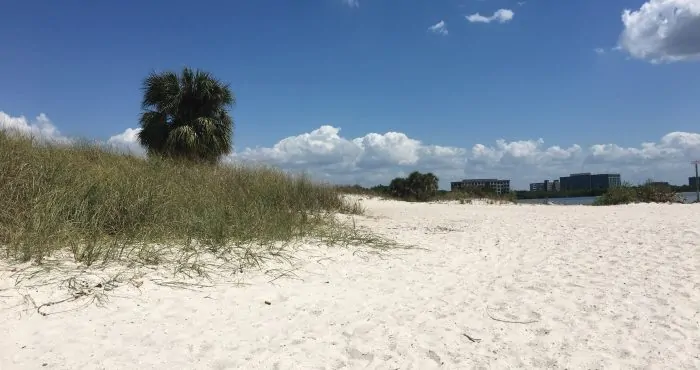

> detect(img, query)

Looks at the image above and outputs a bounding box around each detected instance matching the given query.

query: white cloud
[106,127,146,156]
[3,111,700,189]
[594,48,606,54]
[619,0,700,63]
[466,9,514,24]
[343,0,359,7]
[234,126,700,189]
[0,111,70,143]
[587,132,700,165]
[235,126,469,186]
[428,20,449,36]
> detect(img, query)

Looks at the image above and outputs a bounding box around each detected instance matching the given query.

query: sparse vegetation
[514,188,608,200]
[0,131,387,276]
[336,172,439,202]
[337,173,516,203]
[594,181,684,205]
[0,67,400,279]
[443,186,517,204]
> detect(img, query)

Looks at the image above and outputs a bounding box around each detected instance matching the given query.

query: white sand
[1,199,699,369]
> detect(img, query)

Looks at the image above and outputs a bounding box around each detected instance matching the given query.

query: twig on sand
[36,296,82,316]
[316,257,334,265]
[33,276,120,316]
[151,279,213,290]
[462,333,481,343]
[266,267,302,284]
[486,307,540,324]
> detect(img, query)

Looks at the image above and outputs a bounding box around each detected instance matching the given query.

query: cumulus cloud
[0,111,70,143]
[343,0,359,7]
[587,132,700,164]
[428,21,449,35]
[3,111,699,189]
[106,127,146,156]
[619,0,700,63]
[234,126,468,186]
[234,126,700,189]
[466,9,514,24]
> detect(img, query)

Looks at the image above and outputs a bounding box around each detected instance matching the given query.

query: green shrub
[635,181,684,203]
[594,181,683,206]
[388,172,439,202]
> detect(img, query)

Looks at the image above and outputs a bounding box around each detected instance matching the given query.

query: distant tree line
[337,171,439,202]
[337,171,518,203]
[515,189,608,200]
[387,171,439,201]
[670,184,696,192]
[517,182,696,201]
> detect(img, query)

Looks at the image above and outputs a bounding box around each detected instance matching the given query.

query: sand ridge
[1,198,699,369]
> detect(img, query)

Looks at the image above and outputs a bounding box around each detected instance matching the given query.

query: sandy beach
[1,198,699,369]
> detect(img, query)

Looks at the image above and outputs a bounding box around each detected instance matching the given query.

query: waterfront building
[451,178,511,195]
[559,173,621,192]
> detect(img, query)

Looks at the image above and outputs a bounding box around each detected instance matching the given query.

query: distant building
[560,173,591,191]
[451,178,511,195]
[553,179,561,192]
[559,173,621,192]
[544,179,560,192]
[648,181,670,187]
[591,173,622,190]
[529,179,560,192]
[690,177,700,188]
[529,182,545,192]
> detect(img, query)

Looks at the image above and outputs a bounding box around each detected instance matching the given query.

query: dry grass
[0,131,389,279]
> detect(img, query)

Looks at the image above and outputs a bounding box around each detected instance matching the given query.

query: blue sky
[2,0,700,189]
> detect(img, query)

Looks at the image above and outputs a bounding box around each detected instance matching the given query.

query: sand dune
[2,198,699,369]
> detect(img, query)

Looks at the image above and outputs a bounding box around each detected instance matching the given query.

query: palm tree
[423,172,439,194]
[407,171,438,201]
[389,177,409,198]
[137,67,235,163]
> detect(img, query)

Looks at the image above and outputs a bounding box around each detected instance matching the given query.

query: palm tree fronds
[138,67,235,163]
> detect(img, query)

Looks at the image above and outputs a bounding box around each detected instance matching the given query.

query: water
[518,192,700,206]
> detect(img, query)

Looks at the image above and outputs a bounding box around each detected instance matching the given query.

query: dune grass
[0,132,386,277]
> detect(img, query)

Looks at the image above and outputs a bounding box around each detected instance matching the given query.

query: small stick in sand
[462,333,481,343]
[486,308,540,324]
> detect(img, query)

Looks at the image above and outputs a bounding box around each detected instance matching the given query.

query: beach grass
[0,131,383,276]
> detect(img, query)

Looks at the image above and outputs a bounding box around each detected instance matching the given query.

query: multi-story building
[591,173,622,189]
[529,182,545,192]
[529,179,561,192]
[690,176,700,188]
[451,178,511,195]
[559,173,621,192]
[560,173,591,191]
